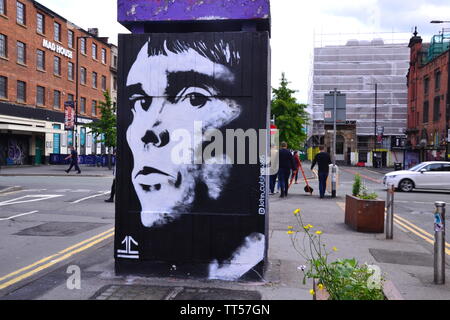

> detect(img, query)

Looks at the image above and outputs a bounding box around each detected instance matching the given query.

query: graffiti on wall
[0,135,29,165]
[116,32,269,280]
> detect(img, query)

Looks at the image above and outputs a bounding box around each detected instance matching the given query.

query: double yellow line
[392,215,450,255]
[0,228,114,291]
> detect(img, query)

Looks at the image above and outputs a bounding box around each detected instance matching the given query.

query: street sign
[324,92,346,124]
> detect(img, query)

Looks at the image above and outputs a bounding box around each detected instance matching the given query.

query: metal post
[75,36,79,153]
[386,184,394,239]
[434,201,446,285]
[332,88,337,198]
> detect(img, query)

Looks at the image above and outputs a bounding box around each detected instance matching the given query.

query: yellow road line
[394,215,450,249]
[0,228,114,284]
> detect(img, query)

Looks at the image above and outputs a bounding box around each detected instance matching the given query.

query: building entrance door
[35,136,43,165]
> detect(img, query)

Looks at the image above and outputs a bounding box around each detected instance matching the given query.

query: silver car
[383,161,450,192]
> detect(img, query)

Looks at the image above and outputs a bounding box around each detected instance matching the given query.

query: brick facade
[0,0,114,165]
[407,31,450,161]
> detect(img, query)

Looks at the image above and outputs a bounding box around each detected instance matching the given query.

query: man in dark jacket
[64,146,81,174]
[278,142,295,198]
[311,146,332,198]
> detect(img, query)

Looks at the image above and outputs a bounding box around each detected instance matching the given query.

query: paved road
[336,166,450,255]
[0,175,115,293]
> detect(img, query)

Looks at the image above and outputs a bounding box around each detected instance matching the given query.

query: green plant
[352,174,361,196]
[288,208,384,300]
[358,183,378,200]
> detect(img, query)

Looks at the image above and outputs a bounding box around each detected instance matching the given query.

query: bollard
[331,165,337,198]
[386,184,394,240]
[434,201,446,285]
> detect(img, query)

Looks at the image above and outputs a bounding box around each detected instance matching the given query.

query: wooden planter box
[345,195,385,233]
[313,280,404,300]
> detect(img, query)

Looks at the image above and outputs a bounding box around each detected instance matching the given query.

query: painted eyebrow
[165,71,232,103]
[126,83,148,99]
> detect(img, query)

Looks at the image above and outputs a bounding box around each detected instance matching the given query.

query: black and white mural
[115,32,270,281]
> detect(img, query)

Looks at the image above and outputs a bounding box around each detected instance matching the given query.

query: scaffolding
[425,29,450,64]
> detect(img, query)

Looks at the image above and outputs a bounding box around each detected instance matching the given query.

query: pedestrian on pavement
[278,142,295,198]
[311,145,332,199]
[105,151,116,203]
[293,151,301,184]
[269,145,279,195]
[64,146,81,174]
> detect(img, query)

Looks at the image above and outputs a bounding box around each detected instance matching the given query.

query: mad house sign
[115,32,270,281]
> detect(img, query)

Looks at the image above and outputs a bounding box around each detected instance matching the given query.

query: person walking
[64,146,81,174]
[278,142,295,198]
[293,151,301,184]
[105,152,116,203]
[311,145,332,199]
[269,146,279,195]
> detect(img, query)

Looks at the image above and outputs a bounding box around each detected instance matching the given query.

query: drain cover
[369,248,433,267]
[15,222,107,237]
[91,285,261,300]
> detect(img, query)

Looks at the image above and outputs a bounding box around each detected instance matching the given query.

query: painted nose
[141,130,170,148]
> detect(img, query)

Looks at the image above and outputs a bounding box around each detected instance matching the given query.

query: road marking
[0,211,38,221]
[0,228,115,290]
[71,191,110,204]
[336,201,450,255]
[0,195,63,207]
[340,168,382,184]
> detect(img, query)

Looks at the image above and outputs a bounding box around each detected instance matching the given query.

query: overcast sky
[38,0,450,104]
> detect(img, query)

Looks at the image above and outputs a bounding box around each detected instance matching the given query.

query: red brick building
[0,0,114,165]
[406,29,450,164]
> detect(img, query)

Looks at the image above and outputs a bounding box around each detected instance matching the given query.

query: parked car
[383,161,450,192]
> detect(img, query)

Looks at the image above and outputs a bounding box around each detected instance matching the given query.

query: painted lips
[135,166,182,192]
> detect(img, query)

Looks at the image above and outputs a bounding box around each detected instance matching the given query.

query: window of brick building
[91,100,96,116]
[435,70,441,91]
[53,90,61,109]
[53,56,61,75]
[424,77,429,95]
[68,62,74,80]
[36,49,45,70]
[16,1,25,25]
[80,38,86,55]
[54,22,61,42]
[92,43,97,60]
[80,97,86,113]
[433,96,440,122]
[36,86,45,105]
[17,41,26,64]
[17,80,26,102]
[67,93,74,102]
[68,30,74,48]
[101,75,106,91]
[0,34,7,58]
[423,101,429,123]
[0,76,7,98]
[80,67,86,84]
[92,72,97,88]
[0,0,6,15]
[101,48,106,64]
[36,13,45,34]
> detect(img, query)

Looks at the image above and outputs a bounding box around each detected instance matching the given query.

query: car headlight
[387,175,397,179]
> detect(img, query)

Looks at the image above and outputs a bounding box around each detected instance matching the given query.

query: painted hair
[146,37,241,70]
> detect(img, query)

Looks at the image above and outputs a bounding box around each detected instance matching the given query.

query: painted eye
[129,95,152,111]
[184,92,211,109]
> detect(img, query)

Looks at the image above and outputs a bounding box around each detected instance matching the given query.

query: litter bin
[326,164,340,194]
[394,163,402,171]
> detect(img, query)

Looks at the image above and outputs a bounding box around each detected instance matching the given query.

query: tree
[271,73,309,150]
[85,90,117,169]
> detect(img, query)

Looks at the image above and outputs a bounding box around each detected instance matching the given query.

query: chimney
[88,28,99,37]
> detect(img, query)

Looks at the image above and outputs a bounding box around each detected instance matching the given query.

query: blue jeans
[318,172,328,198]
[278,168,291,195]
[269,174,277,193]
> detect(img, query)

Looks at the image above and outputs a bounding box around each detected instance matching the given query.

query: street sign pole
[332,88,337,198]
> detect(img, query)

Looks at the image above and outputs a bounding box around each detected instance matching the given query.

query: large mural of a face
[117,32,269,281]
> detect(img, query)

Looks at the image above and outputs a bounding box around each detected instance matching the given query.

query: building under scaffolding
[308,32,410,167]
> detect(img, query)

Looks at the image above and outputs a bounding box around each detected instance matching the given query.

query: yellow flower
[288,226,294,229]
[315,231,323,235]
[304,224,314,230]
[317,284,324,291]
[287,230,294,235]
[293,209,301,215]
[332,246,338,252]
[309,289,315,295]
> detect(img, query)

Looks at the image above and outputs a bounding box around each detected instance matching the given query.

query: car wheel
[399,179,414,192]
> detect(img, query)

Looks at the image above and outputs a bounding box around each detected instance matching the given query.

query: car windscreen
[409,163,426,171]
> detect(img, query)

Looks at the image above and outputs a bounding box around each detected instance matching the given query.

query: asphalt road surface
[0,175,115,294]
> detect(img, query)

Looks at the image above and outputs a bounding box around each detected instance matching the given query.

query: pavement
[0,164,113,178]
[0,163,449,300]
